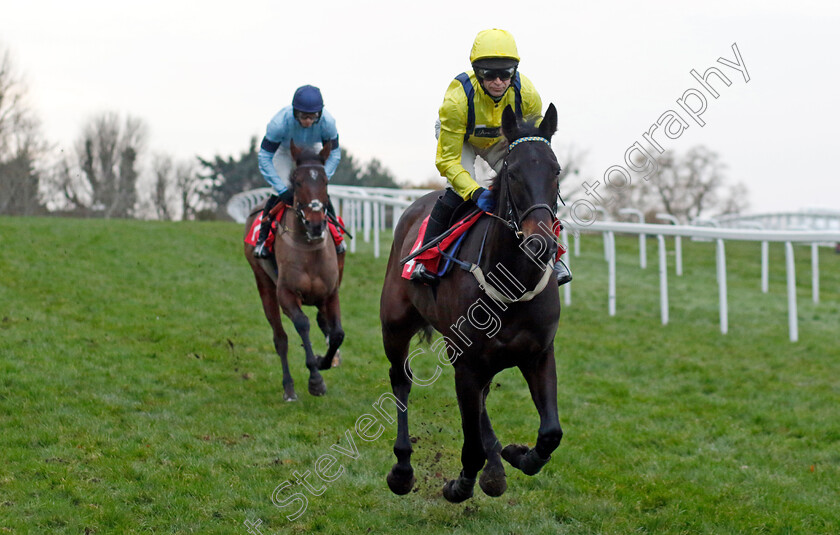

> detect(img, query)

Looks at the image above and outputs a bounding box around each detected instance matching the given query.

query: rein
[464,136,558,303]
[290,161,329,243]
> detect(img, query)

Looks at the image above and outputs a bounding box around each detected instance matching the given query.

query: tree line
[0,47,400,220]
[1,45,746,221]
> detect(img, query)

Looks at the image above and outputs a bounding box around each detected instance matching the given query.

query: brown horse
[380,104,563,502]
[244,141,345,401]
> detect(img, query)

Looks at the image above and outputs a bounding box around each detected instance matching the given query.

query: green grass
[1,217,838,534]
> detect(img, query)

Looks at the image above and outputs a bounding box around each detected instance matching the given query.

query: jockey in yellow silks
[410,28,571,286]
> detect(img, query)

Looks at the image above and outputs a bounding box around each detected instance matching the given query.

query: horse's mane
[489,117,545,193]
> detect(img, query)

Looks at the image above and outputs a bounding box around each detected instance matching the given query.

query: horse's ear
[319,141,332,164]
[539,103,558,140]
[290,139,301,162]
[501,105,519,141]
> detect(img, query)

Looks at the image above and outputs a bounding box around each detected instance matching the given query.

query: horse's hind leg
[315,292,344,370]
[381,301,423,495]
[502,350,562,475]
[383,325,420,495]
[478,382,507,497]
[443,369,487,503]
[336,249,345,286]
[251,266,296,401]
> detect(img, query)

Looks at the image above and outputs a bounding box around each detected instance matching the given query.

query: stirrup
[554,259,572,286]
[335,241,346,254]
[409,264,438,286]
[253,241,271,259]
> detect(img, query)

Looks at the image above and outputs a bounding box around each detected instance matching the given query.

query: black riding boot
[554,258,573,286]
[253,194,281,259]
[409,189,462,284]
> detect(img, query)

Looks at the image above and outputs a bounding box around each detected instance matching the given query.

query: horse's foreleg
[443,370,486,503]
[502,350,562,475]
[316,292,344,371]
[277,289,326,397]
[478,382,507,497]
[252,266,296,401]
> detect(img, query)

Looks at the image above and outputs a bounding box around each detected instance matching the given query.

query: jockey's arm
[435,128,480,201]
[323,136,341,179]
[258,112,291,194]
[258,136,287,194]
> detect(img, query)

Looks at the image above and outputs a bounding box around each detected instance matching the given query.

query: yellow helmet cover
[470,29,520,63]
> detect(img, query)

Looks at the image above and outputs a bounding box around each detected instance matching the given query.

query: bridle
[489,136,560,240]
[291,163,328,242]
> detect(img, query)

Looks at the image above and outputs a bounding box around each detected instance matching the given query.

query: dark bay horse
[244,141,344,401]
[380,104,563,502]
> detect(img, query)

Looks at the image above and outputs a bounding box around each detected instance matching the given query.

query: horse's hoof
[442,474,475,503]
[502,444,549,476]
[316,354,335,371]
[283,391,298,402]
[501,444,529,469]
[479,463,507,497]
[386,465,415,495]
[308,377,327,396]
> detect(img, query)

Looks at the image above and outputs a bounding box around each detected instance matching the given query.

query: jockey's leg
[254,147,295,259]
[409,189,463,284]
[325,197,346,255]
[551,223,573,286]
[253,194,281,259]
[554,258,572,286]
[413,122,478,284]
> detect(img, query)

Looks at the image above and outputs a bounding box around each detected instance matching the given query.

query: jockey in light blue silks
[253,85,342,258]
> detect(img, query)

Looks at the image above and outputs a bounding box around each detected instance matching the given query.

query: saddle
[245,202,345,255]
[400,203,567,282]
[400,210,484,280]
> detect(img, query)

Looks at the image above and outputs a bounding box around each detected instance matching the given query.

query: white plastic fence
[573,221,840,342]
[716,210,840,230]
[228,187,839,342]
[226,186,430,258]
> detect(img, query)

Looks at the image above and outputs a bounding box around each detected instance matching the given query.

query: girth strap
[467,261,554,304]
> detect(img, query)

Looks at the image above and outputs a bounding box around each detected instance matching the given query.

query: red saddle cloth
[245,204,344,252]
[401,211,484,279]
[400,213,567,280]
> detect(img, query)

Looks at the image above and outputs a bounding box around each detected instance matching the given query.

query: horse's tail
[416,324,434,346]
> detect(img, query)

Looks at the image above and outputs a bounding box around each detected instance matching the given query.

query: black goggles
[294,110,322,121]
[475,66,516,81]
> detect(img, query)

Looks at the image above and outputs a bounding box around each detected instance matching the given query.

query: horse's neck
[483,211,544,280]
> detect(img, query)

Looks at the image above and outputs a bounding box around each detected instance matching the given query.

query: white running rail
[229,187,839,342]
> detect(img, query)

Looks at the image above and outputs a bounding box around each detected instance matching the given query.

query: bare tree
[0,48,46,215]
[174,159,202,220]
[604,146,748,222]
[147,154,203,220]
[151,154,174,220]
[145,153,204,221]
[555,144,587,206]
[57,112,147,218]
[651,146,747,221]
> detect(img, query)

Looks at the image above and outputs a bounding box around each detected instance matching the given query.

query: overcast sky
[3,0,839,214]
